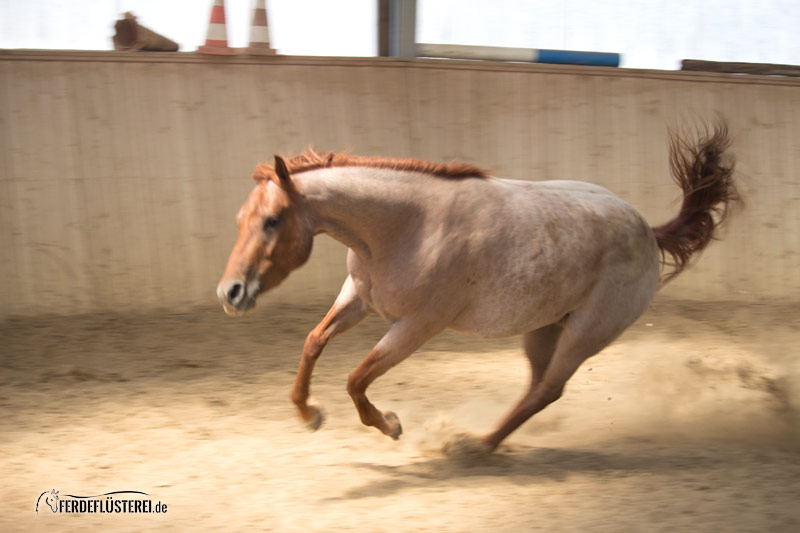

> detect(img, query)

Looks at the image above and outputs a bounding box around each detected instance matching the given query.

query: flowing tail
[653,119,739,283]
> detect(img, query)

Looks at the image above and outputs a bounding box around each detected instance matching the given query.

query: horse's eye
[263,216,280,231]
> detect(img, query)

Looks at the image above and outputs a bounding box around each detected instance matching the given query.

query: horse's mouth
[221,296,256,317]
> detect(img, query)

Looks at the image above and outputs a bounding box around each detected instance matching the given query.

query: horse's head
[217,156,314,316]
[46,489,60,513]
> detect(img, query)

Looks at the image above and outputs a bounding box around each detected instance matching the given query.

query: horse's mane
[252,149,489,183]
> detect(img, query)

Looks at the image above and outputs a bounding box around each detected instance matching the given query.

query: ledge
[2,49,799,87]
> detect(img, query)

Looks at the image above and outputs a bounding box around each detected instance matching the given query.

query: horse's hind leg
[482,290,650,451]
[524,322,565,388]
[291,276,367,430]
[463,322,563,452]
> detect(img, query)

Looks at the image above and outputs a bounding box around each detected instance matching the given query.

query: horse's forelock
[252,163,277,184]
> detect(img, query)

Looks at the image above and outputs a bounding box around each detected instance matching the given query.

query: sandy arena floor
[1,298,799,532]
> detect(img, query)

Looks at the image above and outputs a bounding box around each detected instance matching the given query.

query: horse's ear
[273,155,294,192]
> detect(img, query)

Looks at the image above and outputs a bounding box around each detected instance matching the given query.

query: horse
[217,120,737,452]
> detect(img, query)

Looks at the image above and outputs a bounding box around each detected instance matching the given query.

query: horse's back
[493,178,635,220]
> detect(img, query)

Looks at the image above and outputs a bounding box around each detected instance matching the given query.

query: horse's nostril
[227,281,244,304]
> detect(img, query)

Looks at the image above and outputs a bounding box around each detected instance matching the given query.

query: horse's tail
[653,119,739,283]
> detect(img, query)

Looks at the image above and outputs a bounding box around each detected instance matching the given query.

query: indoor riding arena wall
[1,51,798,317]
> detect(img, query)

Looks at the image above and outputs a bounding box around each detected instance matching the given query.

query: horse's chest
[346,254,394,319]
[349,270,427,322]
[347,251,461,322]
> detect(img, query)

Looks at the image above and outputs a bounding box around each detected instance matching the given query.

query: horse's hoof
[304,401,325,431]
[383,411,402,440]
[442,433,494,458]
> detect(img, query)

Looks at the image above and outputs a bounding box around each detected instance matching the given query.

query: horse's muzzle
[217,279,258,316]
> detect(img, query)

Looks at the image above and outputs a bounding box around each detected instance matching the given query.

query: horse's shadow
[323,442,725,501]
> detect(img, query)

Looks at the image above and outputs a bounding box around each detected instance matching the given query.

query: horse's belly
[447,289,572,338]
[448,314,541,338]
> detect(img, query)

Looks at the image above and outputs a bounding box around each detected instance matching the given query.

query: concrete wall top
[3,49,800,87]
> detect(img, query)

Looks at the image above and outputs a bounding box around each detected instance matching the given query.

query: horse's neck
[296,167,431,258]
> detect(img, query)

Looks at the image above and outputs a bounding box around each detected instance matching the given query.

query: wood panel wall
[1,51,798,317]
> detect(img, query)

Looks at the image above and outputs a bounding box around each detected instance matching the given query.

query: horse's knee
[346,370,365,398]
[303,329,325,358]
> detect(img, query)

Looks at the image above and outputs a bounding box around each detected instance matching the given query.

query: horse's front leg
[291,276,367,430]
[346,319,442,440]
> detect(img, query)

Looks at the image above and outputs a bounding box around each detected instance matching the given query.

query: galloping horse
[218,121,737,452]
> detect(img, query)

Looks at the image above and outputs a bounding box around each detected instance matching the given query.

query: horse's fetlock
[357,410,373,426]
[289,390,304,406]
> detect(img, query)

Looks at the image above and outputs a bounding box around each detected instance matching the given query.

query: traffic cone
[198,0,236,55]
[244,0,276,55]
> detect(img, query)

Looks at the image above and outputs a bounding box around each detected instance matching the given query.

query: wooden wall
[1,51,798,317]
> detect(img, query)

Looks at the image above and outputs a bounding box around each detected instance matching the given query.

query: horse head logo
[46,489,60,513]
[35,489,59,514]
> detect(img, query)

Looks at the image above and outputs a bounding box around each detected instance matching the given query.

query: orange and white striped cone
[243,0,276,55]
[198,0,236,55]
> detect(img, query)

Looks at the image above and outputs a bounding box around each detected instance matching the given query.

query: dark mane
[252,149,489,183]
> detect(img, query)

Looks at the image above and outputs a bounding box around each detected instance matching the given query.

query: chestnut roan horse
[218,121,737,452]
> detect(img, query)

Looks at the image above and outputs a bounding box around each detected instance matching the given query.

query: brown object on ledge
[113,12,179,52]
[681,59,800,78]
